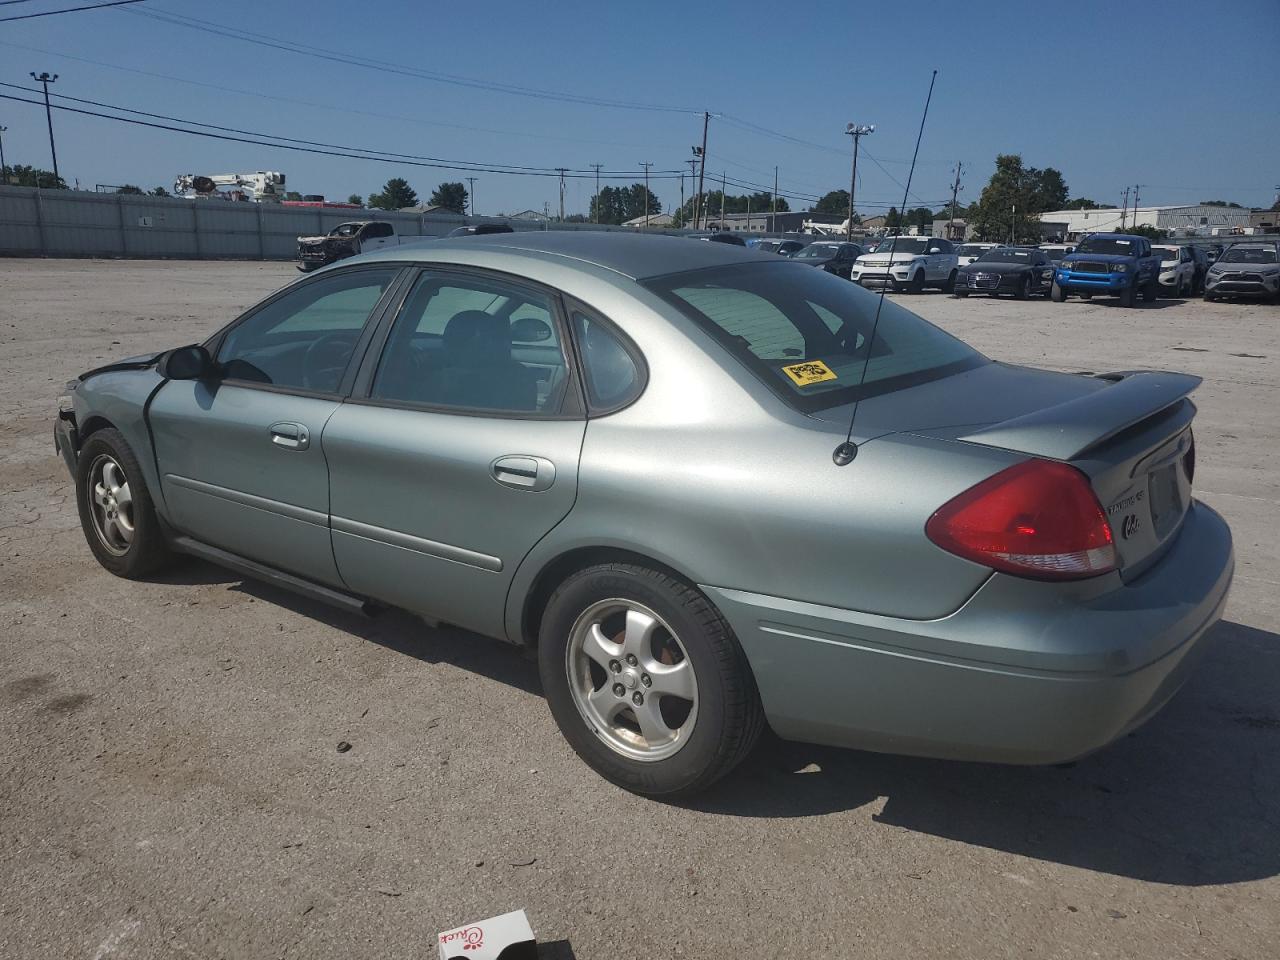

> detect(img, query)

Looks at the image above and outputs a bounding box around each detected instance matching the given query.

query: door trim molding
[165,474,328,527]
[331,515,503,573]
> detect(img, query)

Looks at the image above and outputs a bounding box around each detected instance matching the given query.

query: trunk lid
[810,363,1200,579]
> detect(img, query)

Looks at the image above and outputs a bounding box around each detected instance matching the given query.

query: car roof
[368,230,775,280]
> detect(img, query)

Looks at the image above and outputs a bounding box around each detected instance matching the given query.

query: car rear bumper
[703,500,1233,764]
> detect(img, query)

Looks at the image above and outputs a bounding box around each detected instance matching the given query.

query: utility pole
[720,170,727,230]
[696,111,710,229]
[590,163,602,223]
[639,161,653,230]
[679,174,685,228]
[466,177,477,216]
[947,161,964,241]
[772,166,778,234]
[556,168,567,221]
[844,123,875,242]
[0,126,8,186]
[685,158,698,227]
[1010,203,1017,245]
[30,72,59,184]
[1120,186,1130,230]
[1131,183,1141,230]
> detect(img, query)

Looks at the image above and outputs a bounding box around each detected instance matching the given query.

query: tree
[590,183,660,224]
[968,154,1072,242]
[429,181,469,214]
[905,206,934,231]
[150,186,169,197]
[347,194,364,206]
[8,165,66,189]
[884,207,902,232]
[1124,224,1168,241]
[284,191,304,201]
[812,189,850,216]
[115,184,144,195]
[368,178,418,210]
[1062,197,1103,210]
[1200,200,1243,208]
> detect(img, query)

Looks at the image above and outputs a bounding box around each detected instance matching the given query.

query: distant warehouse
[1039,204,1253,240]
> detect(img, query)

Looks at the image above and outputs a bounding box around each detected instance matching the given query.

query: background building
[1038,204,1253,239]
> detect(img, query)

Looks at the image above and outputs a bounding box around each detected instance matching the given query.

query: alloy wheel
[86,454,134,556]
[565,598,698,762]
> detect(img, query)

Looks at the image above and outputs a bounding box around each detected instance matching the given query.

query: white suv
[850,236,960,293]
[1153,245,1196,297]
[955,242,1000,267]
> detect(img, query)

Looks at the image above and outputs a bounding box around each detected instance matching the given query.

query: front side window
[371,272,569,414]
[217,267,398,393]
[644,261,984,412]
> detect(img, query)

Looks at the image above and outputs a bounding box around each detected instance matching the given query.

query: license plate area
[1147,463,1184,539]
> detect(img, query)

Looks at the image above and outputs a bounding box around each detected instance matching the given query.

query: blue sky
[2,0,1278,214]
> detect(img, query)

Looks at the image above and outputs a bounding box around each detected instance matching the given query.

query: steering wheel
[302,331,359,392]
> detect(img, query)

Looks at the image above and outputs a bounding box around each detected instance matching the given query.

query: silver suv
[1204,242,1280,301]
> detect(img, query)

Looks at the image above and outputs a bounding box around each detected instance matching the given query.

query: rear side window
[643,262,983,412]
[571,311,643,412]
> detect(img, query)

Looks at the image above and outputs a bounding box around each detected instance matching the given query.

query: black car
[686,231,748,246]
[1187,245,1210,294]
[789,241,863,278]
[955,246,1056,299]
[755,238,808,256]
[447,224,516,237]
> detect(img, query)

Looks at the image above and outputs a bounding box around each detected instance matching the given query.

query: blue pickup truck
[1051,233,1162,307]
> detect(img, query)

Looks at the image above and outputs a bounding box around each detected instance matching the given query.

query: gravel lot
[2,258,1278,960]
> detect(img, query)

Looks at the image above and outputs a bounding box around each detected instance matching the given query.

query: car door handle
[491,455,555,492]
[269,421,310,451]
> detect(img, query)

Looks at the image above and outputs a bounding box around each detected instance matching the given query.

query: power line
[0,0,144,22]
[0,89,686,181]
[0,81,682,178]
[0,39,692,153]
[128,8,699,115]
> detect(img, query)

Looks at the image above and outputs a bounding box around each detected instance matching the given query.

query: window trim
[200,263,413,401]
[562,295,649,417]
[348,264,587,422]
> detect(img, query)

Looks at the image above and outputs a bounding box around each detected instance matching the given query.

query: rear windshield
[1075,236,1135,256]
[1154,247,1180,263]
[1221,245,1277,264]
[642,262,984,412]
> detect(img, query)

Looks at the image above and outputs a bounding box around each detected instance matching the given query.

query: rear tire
[942,270,957,294]
[1142,280,1158,303]
[75,428,173,579]
[538,563,764,797]
[1050,281,1067,302]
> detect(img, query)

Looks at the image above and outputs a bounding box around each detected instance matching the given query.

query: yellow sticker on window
[781,359,838,387]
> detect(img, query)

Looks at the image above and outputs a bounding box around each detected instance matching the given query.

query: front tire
[1142,279,1158,303]
[1118,283,1137,308]
[1050,281,1067,302]
[75,428,173,578]
[538,563,764,797]
[1015,275,1031,300]
[908,270,926,294]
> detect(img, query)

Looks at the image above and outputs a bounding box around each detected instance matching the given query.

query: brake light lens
[926,459,1116,581]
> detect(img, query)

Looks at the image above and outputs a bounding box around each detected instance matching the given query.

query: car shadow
[686,619,1280,886]
[156,561,1279,886]
[1068,297,1184,309]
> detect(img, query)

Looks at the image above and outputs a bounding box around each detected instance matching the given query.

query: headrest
[442,310,511,359]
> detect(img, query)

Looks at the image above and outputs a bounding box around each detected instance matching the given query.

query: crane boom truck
[173,171,286,202]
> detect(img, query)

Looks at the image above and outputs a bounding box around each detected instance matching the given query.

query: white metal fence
[0,186,682,259]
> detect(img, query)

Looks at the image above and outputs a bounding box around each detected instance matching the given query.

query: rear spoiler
[957,371,1201,461]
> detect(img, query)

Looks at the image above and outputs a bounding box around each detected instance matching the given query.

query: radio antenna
[833,69,938,466]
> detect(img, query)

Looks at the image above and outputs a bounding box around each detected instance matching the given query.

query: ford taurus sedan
[55,232,1233,797]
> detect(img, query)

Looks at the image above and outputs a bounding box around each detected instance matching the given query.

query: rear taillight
[1183,431,1195,485]
[926,459,1116,581]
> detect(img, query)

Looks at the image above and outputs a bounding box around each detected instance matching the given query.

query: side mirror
[928,246,941,254]
[158,344,214,381]
[510,317,553,344]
